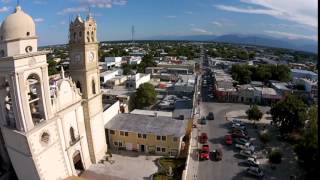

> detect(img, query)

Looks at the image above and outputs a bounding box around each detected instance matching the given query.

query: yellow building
[105,113,188,157]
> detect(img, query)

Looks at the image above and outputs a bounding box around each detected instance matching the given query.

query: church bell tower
[69,14,107,163]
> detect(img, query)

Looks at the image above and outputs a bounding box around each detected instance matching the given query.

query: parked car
[225,134,232,145]
[235,143,255,152]
[232,123,246,130]
[212,148,222,161]
[246,157,260,167]
[231,119,244,125]
[246,166,264,177]
[232,131,249,139]
[207,112,214,120]
[199,133,208,144]
[231,129,248,135]
[234,138,250,145]
[200,116,207,125]
[239,150,256,158]
[192,124,197,128]
[199,145,210,160]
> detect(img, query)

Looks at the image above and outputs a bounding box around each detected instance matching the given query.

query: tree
[48,59,58,75]
[270,95,307,134]
[122,64,133,75]
[246,105,263,124]
[137,54,156,73]
[294,105,318,179]
[135,83,157,109]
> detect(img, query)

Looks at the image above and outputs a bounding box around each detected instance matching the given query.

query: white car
[239,150,256,158]
[235,143,255,152]
[246,157,260,167]
[231,119,244,125]
[246,166,264,177]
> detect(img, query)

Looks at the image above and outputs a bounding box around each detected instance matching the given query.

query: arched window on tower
[27,74,45,126]
[70,127,76,142]
[92,79,96,94]
[79,31,82,38]
[73,32,76,41]
[2,79,16,128]
[76,81,82,93]
[91,31,94,42]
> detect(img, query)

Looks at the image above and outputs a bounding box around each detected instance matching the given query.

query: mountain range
[146,34,317,53]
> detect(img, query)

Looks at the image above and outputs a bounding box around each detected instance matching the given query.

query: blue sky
[0,0,318,45]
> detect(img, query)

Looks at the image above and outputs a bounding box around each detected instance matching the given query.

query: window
[110,130,115,135]
[70,127,76,142]
[156,147,161,152]
[120,131,124,136]
[143,134,147,139]
[92,80,96,94]
[162,136,166,141]
[73,32,76,40]
[25,46,33,53]
[161,148,166,152]
[0,50,4,57]
[27,74,45,125]
[138,133,142,138]
[79,31,82,37]
[26,32,30,36]
[125,132,129,136]
[173,137,178,142]
[114,141,118,146]
[76,81,82,93]
[156,136,161,140]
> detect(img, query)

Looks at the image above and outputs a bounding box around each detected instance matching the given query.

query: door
[140,144,145,152]
[126,143,133,150]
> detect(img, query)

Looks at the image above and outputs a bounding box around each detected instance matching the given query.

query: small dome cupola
[0,6,36,42]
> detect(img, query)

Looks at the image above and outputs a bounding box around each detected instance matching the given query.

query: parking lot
[81,150,159,180]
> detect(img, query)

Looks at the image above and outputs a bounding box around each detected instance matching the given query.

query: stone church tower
[0,6,104,180]
[69,14,107,163]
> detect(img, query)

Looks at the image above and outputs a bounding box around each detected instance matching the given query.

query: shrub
[268,149,282,164]
[260,132,270,144]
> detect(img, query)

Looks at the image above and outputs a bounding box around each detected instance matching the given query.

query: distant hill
[147,34,317,53]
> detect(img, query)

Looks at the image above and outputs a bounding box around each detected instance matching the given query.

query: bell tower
[69,14,107,163]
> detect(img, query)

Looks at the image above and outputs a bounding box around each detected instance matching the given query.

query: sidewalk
[185,118,199,180]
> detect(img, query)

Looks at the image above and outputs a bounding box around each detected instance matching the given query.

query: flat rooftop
[105,113,187,137]
[130,109,172,117]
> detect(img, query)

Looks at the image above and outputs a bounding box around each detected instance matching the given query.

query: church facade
[0,6,106,180]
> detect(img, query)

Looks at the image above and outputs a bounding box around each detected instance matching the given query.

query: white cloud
[191,28,213,35]
[165,15,177,18]
[185,11,193,14]
[79,0,127,8]
[0,6,9,12]
[58,7,88,15]
[211,21,223,27]
[265,30,317,41]
[214,0,317,28]
[34,18,44,23]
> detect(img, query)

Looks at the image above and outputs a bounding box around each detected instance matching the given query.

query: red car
[225,134,232,145]
[199,133,208,144]
[199,144,210,160]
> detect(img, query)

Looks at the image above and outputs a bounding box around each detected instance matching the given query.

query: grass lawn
[153,157,186,180]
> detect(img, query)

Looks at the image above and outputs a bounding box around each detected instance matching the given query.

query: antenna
[131,25,135,44]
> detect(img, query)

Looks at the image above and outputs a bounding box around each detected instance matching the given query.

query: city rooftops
[105,113,187,137]
[291,69,318,76]
[130,109,172,117]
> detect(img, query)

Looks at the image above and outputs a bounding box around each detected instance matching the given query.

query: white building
[126,73,151,89]
[0,6,106,180]
[104,57,122,67]
[100,69,120,84]
[128,56,142,65]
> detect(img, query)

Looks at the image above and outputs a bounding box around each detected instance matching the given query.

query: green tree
[135,83,157,109]
[122,64,132,75]
[294,106,318,179]
[137,54,156,73]
[270,95,307,134]
[246,105,263,123]
[48,59,58,75]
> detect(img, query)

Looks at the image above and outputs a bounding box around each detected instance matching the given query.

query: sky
[0,0,318,45]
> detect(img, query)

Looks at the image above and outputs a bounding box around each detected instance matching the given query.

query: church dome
[0,6,36,41]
